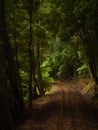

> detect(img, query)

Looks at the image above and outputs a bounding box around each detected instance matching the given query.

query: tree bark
[0,44,14,130]
[13,8,23,99]
[0,0,26,120]
[28,9,33,111]
[81,26,97,83]
[36,39,45,95]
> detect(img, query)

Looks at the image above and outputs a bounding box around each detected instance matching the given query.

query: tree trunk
[79,26,98,95]
[0,44,14,130]
[37,40,42,81]
[36,39,45,95]
[13,8,23,99]
[28,9,33,111]
[0,0,26,120]
[81,27,97,83]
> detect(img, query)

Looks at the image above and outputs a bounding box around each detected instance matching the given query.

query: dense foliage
[0,0,98,129]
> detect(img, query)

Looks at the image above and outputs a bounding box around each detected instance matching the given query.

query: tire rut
[60,85,98,130]
[19,82,98,130]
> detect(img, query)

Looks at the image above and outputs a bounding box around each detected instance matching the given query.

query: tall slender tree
[0,0,26,120]
[28,0,33,110]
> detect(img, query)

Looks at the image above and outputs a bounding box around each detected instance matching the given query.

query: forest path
[19,82,98,130]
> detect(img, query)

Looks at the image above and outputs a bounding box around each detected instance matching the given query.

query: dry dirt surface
[19,82,98,130]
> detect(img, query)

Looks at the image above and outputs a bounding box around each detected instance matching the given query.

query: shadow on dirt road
[19,82,98,130]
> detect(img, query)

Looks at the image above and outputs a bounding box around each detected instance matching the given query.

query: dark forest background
[0,0,98,129]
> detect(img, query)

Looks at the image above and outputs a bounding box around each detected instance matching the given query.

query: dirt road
[19,82,98,130]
